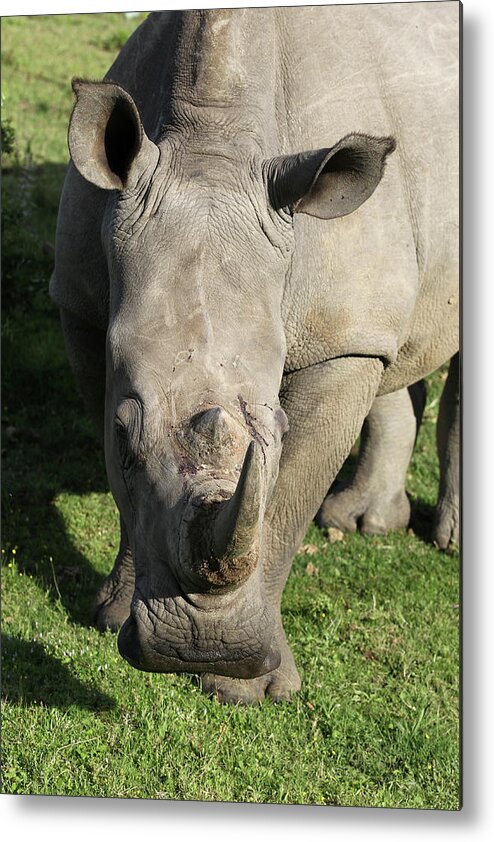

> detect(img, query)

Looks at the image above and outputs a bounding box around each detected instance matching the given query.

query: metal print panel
[2,1,460,808]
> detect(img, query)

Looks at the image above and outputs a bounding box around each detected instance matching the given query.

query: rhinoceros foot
[432,497,460,552]
[93,546,135,632]
[200,635,301,705]
[317,483,410,536]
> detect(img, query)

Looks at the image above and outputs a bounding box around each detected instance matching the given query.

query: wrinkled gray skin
[51,5,459,704]
[318,379,428,536]
[319,355,460,549]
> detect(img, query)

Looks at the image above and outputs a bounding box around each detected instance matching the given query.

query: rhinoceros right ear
[68,79,159,191]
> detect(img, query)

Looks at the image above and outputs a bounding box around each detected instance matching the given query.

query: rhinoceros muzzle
[117,580,281,678]
[117,437,279,678]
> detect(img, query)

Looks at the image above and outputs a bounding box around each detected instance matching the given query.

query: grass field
[1,13,460,808]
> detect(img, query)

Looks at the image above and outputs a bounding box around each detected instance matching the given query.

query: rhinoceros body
[51,4,459,704]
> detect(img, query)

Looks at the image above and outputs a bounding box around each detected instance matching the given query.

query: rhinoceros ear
[265,133,396,220]
[68,79,159,191]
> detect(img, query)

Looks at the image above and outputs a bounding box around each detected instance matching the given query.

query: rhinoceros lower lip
[117,587,280,679]
[118,614,280,678]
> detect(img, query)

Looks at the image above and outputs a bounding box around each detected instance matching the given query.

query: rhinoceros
[50,4,459,704]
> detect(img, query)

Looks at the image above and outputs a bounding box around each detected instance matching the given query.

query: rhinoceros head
[68,80,394,677]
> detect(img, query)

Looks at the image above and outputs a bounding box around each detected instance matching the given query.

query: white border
[1,0,493,839]
[4,0,467,14]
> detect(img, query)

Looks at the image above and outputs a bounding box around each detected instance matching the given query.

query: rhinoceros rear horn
[68,79,158,191]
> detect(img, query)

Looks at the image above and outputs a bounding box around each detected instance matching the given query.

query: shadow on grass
[2,303,112,626]
[2,409,112,629]
[2,160,113,628]
[409,498,436,545]
[1,636,115,711]
[4,492,111,628]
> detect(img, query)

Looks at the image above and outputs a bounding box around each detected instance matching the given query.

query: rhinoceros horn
[213,440,263,561]
[190,440,264,587]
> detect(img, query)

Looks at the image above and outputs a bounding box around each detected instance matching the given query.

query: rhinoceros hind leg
[200,635,301,705]
[317,382,426,536]
[432,354,460,550]
[433,497,460,551]
[318,484,411,536]
[93,517,135,632]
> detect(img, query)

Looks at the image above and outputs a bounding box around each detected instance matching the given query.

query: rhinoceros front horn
[190,441,264,588]
[213,440,263,561]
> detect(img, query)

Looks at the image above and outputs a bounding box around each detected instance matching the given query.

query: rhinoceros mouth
[118,614,280,678]
[117,586,280,679]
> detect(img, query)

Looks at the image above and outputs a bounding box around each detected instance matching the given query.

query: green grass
[1,14,460,808]
[1,13,148,165]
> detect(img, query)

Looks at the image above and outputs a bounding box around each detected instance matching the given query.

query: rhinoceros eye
[114,397,142,470]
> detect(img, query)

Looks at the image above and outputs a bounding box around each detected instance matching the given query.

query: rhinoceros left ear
[265,133,396,220]
[68,79,159,191]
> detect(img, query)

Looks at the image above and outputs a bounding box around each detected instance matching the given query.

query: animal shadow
[3,160,114,629]
[1,636,114,711]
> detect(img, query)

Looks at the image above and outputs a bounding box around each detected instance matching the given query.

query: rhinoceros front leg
[59,308,107,435]
[317,381,426,535]
[432,353,460,550]
[59,308,135,629]
[93,516,135,631]
[201,356,383,704]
